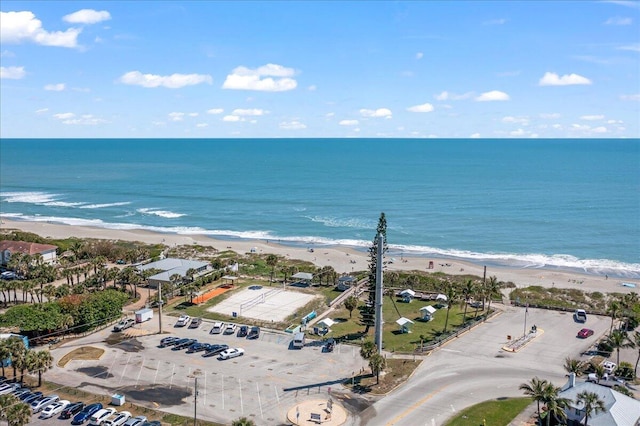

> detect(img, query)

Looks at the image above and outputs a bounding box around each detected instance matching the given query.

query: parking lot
[41,315,366,426]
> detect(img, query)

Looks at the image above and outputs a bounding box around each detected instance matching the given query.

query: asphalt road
[354,305,611,426]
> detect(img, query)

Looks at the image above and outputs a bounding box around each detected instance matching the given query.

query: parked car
[104,410,131,426]
[123,415,147,426]
[247,326,260,339]
[22,392,43,403]
[89,407,116,425]
[159,337,180,348]
[203,344,229,357]
[188,317,202,329]
[40,399,70,419]
[175,314,191,327]
[218,347,245,360]
[186,342,210,353]
[172,338,197,350]
[0,271,17,280]
[577,328,594,338]
[72,403,103,425]
[60,401,85,419]
[113,318,135,332]
[223,323,237,335]
[574,309,588,323]
[602,361,617,374]
[11,388,31,398]
[141,422,161,426]
[210,321,225,334]
[0,383,20,395]
[31,395,59,413]
[237,325,248,337]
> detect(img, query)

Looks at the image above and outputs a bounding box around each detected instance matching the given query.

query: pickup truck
[113,318,135,332]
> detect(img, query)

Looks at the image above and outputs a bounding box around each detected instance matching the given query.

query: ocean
[1,138,638,278]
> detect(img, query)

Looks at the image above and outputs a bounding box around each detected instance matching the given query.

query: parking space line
[153,360,160,384]
[135,357,145,386]
[169,364,176,389]
[274,384,280,404]
[119,354,132,384]
[108,351,121,376]
[239,378,243,415]
[203,371,207,406]
[256,382,263,419]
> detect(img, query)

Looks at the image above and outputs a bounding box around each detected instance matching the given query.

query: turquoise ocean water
[0,138,638,278]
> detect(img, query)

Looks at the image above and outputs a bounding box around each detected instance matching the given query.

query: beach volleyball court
[206,286,318,322]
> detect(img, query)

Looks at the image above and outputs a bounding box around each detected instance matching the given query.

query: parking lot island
[287,398,347,425]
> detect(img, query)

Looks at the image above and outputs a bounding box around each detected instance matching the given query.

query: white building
[137,258,209,289]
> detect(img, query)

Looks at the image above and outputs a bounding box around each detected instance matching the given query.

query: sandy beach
[1,218,638,295]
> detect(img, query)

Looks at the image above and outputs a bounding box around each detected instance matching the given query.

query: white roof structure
[436,294,448,301]
[400,289,416,297]
[292,272,314,281]
[396,317,414,326]
[560,381,640,426]
[420,306,437,314]
[138,258,209,283]
[317,318,335,328]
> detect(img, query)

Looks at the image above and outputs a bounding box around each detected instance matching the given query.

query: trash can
[111,394,125,406]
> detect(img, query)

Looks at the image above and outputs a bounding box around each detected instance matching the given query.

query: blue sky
[1,1,639,138]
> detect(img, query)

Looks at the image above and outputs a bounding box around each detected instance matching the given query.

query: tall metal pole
[375,233,384,354]
[193,377,198,426]
[158,283,163,334]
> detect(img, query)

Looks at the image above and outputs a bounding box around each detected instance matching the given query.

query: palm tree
[563,357,585,376]
[5,337,26,381]
[0,341,10,377]
[344,295,359,318]
[606,300,620,334]
[461,280,475,323]
[360,340,376,359]
[632,331,640,377]
[606,329,633,366]
[519,376,550,421]
[589,362,606,384]
[28,350,53,387]
[265,254,278,284]
[369,353,386,384]
[485,275,500,319]
[540,383,570,426]
[5,399,31,426]
[576,390,606,426]
[0,393,19,422]
[231,417,256,426]
[442,284,457,333]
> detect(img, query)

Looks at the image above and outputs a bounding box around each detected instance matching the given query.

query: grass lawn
[443,397,532,426]
[57,346,105,367]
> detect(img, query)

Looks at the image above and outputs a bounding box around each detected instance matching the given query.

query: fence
[239,288,282,315]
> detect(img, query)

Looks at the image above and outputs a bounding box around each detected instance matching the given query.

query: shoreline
[1,218,638,295]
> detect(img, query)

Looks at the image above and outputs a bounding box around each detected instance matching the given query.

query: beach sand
[1,218,638,295]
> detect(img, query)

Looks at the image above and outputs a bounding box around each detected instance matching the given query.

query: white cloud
[0,66,25,79]
[416,52,424,60]
[196,123,208,128]
[325,112,335,118]
[470,133,481,138]
[279,120,307,130]
[539,72,592,86]
[223,115,242,122]
[339,119,359,126]
[188,113,198,117]
[308,85,317,91]
[502,116,529,125]
[580,115,604,121]
[35,108,49,114]
[222,63,297,92]
[119,71,212,89]
[407,103,434,113]
[44,83,65,91]
[207,108,224,114]
[1,50,15,57]
[591,126,608,133]
[604,16,632,25]
[475,90,510,101]
[0,11,81,48]
[604,0,640,9]
[168,112,185,121]
[616,43,640,52]
[232,108,267,116]
[360,108,392,118]
[435,91,474,101]
[53,112,75,120]
[540,113,561,119]
[63,9,111,25]
[483,18,507,25]
[620,93,640,101]
[61,114,107,125]
[510,129,526,136]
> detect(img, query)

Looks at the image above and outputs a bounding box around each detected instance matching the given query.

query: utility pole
[193,377,198,426]
[374,233,384,355]
[158,283,163,334]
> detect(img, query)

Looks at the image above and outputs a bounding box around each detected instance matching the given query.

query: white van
[292,332,305,349]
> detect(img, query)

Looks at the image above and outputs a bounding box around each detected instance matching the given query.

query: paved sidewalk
[287,398,348,425]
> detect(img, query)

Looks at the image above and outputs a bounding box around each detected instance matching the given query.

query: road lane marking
[385,384,449,426]
[257,382,263,419]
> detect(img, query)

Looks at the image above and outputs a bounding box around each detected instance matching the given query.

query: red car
[577,328,594,338]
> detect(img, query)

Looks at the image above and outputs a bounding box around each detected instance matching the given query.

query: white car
[210,321,225,334]
[0,383,20,395]
[31,395,59,413]
[89,407,117,425]
[176,314,191,327]
[104,410,131,426]
[39,399,70,419]
[223,323,237,335]
[123,415,147,426]
[218,347,245,360]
